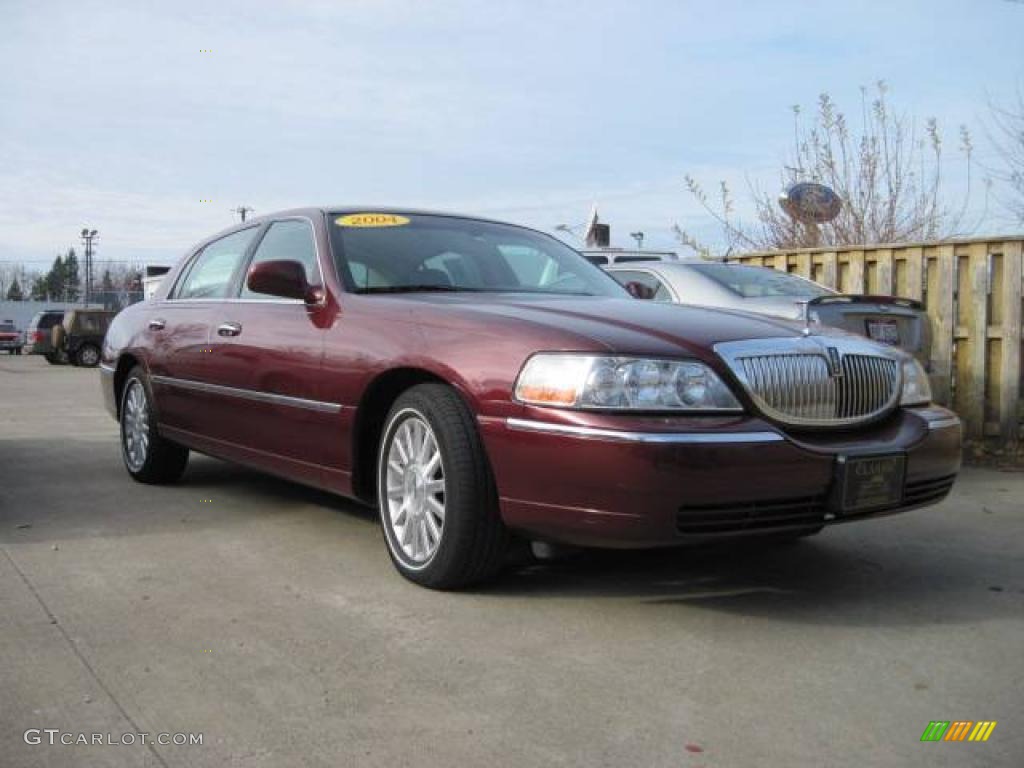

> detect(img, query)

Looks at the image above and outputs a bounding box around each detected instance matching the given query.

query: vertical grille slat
[730,349,899,427]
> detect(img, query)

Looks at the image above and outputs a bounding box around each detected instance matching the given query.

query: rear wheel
[44,352,65,365]
[75,343,100,367]
[377,383,508,589]
[120,367,189,484]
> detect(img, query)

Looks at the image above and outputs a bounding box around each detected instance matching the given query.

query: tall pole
[233,206,254,223]
[80,228,98,305]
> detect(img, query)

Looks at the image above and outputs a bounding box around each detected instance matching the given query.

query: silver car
[606,260,932,366]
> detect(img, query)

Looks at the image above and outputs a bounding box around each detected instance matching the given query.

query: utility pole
[80,228,98,306]
[232,206,254,223]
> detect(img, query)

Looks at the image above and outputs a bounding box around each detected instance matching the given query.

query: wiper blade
[355,284,484,294]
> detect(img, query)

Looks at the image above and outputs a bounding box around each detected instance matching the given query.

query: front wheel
[75,343,100,367]
[377,383,508,589]
[120,367,189,484]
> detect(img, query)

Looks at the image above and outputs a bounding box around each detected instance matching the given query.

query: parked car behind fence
[606,260,932,368]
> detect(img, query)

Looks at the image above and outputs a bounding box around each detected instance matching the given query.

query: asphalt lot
[1,354,1022,767]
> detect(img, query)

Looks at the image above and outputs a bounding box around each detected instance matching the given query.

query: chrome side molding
[150,374,343,414]
[505,418,783,444]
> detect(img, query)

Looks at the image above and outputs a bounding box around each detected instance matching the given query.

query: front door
[204,218,333,486]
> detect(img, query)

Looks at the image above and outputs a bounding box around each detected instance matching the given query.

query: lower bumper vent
[676,475,956,535]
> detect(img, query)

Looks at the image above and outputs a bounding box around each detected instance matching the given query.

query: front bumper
[0,339,21,350]
[479,406,962,547]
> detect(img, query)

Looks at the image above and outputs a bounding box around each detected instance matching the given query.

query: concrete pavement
[1,354,1021,767]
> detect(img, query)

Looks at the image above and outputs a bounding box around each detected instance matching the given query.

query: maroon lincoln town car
[101,208,961,588]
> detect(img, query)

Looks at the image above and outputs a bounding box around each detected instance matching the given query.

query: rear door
[204,217,332,484]
[147,226,259,435]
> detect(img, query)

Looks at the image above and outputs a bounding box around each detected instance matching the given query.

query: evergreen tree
[30,275,47,301]
[64,248,81,301]
[45,255,65,300]
[6,277,23,300]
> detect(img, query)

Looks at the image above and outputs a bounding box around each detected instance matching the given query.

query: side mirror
[624,281,656,300]
[247,260,321,303]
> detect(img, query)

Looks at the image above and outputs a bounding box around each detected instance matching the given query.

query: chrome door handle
[217,322,242,337]
[148,318,166,330]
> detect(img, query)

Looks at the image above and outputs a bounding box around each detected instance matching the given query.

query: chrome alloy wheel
[383,410,446,566]
[122,380,150,472]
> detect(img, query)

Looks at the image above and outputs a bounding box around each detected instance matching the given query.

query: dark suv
[53,309,116,367]
[25,310,66,362]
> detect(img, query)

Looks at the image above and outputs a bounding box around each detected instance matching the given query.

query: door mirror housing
[246,260,321,303]
[624,281,656,300]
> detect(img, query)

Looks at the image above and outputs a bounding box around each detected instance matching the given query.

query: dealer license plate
[837,454,905,513]
[866,318,900,346]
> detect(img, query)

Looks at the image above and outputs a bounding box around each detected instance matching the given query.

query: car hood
[381,293,826,360]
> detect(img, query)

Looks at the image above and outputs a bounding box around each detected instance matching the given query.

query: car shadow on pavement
[0,440,377,544]
[486,530,1021,629]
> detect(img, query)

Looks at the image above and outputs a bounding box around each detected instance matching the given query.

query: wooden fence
[733,237,1023,448]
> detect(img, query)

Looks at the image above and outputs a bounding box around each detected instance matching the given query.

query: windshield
[693,263,831,299]
[329,213,627,297]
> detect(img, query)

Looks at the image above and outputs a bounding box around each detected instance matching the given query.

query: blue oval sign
[779,182,842,224]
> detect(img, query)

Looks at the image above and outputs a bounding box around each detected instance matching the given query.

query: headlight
[900,357,932,406]
[514,354,742,411]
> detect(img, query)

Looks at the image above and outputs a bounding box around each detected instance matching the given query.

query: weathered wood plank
[928,244,956,406]
[794,252,812,279]
[874,248,894,295]
[999,241,1022,444]
[846,250,865,294]
[821,251,838,290]
[903,247,924,301]
[955,243,988,439]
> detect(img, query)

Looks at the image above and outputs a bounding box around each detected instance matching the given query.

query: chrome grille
[715,338,902,427]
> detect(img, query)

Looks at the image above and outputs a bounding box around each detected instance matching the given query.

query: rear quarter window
[35,313,63,330]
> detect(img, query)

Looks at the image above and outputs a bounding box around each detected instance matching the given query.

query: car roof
[188,207,552,255]
[239,206,525,230]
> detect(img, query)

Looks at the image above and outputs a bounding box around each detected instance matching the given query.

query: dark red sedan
[100,209,961,588]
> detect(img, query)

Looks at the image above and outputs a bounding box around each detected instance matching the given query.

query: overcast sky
[1,0,1021,269]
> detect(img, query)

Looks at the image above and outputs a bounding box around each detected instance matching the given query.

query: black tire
[44,352,64,365]
[75,343,101,367]
[377,383,508,589]
[120,366,189,484]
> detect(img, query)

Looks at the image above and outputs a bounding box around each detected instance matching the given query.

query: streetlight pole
[232,206,254,223]
[630,231,644,251]
[80,228,98,305]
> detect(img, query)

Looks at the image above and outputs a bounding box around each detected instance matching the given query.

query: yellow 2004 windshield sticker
[335,213,410,228]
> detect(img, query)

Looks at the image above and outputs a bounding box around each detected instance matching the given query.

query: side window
[175,228,256,300]
[240,220,319,298]
[611,270,673,302]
